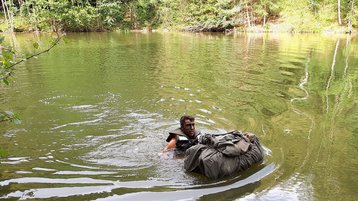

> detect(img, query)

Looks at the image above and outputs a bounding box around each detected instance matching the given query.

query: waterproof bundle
[184,131,264,179]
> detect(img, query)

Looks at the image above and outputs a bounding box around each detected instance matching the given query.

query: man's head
[180,115,196,137]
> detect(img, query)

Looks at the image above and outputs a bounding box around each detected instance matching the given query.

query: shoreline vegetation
[1,1,357,35]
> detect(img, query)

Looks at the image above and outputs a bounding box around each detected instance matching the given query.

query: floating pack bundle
[184,130,264,179]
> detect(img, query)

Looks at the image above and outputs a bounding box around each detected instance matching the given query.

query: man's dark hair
[180,115,195,128]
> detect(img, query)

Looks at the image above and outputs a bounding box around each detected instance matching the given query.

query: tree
[338,0,342,24]
[347,0,354,31]
[253,0,280,26]
[1,0,15,32]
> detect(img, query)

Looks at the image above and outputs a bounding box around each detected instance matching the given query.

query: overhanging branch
[9,36,63,69]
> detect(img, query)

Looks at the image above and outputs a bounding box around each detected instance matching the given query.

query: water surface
[0,32,357,200]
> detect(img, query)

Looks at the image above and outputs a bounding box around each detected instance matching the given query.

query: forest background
[0,0,357,33]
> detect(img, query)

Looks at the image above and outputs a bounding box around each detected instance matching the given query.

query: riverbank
[237,23,357,34]
[152,22,358,34]
[1,14,357,35]
[134,24,358,35]
[1,15,357,35]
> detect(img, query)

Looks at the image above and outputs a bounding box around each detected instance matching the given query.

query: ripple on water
[239,173,314,201]
[0,157,30,165]
[83,138,153,168]
[78,111,167,170]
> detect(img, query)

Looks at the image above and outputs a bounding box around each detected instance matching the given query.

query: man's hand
[245,133,256,142]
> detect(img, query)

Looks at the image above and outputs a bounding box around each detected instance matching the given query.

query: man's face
[182,119,195,137]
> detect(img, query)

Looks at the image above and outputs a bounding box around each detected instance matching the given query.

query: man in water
[163,115,201,154]
[162,115,263,179]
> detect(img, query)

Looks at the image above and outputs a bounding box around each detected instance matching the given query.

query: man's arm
[164,137,177,151]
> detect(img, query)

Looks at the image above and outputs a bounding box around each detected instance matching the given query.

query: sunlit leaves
[0,37,14,85]
[62,37,70,44]
[33,42,39,49]
[18,0,126,31]
[3,0,358,32]
[2,58,11,68]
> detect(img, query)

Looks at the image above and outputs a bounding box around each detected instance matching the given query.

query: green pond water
[0,32,357,200]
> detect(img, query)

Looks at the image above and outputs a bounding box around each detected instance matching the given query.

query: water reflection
[239,173,314,201]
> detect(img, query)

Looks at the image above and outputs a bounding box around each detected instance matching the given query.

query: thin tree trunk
[1,0,10,31]
[2,0,14,32]
[246,3,251,27]
[337,0,342,25]
[125,3,137,30]
[348,0,354,32]
[8,0,14,32]
[263,16,266,26]
[250,9,255,26]
[263,5,267,26]
[130,4,137,29]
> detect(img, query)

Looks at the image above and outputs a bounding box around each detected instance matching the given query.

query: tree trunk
[263,5,267,26]
[263,16,266,26]
[125,3,138,30]
[348,0,354,32]
[1,0,14,32]
[337,0,342,25]
[1,0,10,31]
[246,3,251,27]
[8,0,14,32]
[251,9,255,26]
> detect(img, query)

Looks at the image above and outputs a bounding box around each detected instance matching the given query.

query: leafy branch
[1,33,64,85]
[0,32,65,123]
[9,35,63,68]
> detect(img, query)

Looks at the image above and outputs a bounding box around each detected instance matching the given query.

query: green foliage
[278,0,324,32]
[136,0,159,28]
[62,6,98,31]
[253,0,281,24]
[19,0,68,31]
[2,0,357,32]
[159,0,237,31]
[156,0,184,29]
[317,3,337,25]
[97,1,125,28]
[279,0,358,31]
[17,0,125,32]
[0,36,14,85]
[349,1,358,27]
